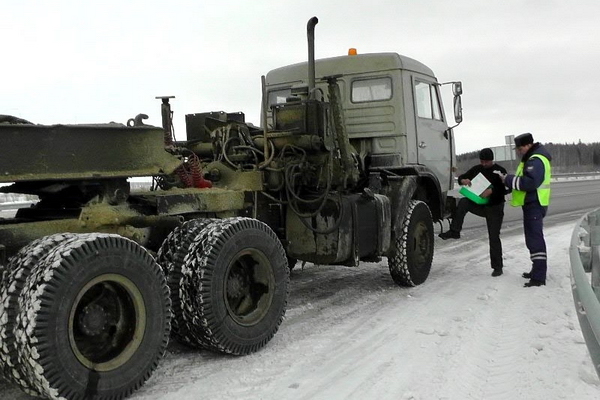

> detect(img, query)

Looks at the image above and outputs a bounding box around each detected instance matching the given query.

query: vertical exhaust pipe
[307,16,318,100]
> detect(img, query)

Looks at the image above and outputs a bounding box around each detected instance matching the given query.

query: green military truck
[0,17,462,400]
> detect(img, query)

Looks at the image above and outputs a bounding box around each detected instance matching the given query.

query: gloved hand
[493,170,507,183]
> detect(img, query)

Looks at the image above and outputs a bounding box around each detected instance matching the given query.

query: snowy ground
[2,209,600,400]
[118,220,597,400]
[2,219,598,399]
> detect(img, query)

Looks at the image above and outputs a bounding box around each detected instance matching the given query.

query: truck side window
[268,89,291,108]
[351,77,392,103]
[415,82,432,119]
[415,81,443,121]
[431,86,442,120]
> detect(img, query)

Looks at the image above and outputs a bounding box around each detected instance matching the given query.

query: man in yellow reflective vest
[501,133,552,287]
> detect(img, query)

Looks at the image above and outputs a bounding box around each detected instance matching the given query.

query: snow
[123,221,599,400]
[1,219,599,400]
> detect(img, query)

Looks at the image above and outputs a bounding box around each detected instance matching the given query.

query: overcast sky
[2,0,599,154]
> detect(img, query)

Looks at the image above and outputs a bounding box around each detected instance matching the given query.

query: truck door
[413,78,453,192]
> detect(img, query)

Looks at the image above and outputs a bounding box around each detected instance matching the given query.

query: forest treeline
[457,142,600,175]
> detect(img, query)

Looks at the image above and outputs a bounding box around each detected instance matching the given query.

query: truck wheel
[388,200,434,286]
[156,218,214,278]
[0,233,77,395]
[181,217,289,354]
[157,218,216,346]
[14,233,171,400]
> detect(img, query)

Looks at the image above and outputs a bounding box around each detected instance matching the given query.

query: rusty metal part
[0,124,182,183]
[156,96,176,145]
[285,192,390,266]
[127,114,149,127]
[254,134,324,152]
[327,77,360,188]
[147,188,246,215]
[260,75,270,168]
[203,161,263,191]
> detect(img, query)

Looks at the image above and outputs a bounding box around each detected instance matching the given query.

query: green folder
[459,186,489,205]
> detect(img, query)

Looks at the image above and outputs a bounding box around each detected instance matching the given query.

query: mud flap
[387,176,418,243]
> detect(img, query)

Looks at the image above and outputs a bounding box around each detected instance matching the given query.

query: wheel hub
[69,274,146,371]
[78,303,108,336]
[227,272,247,298]
[414,221,431,264]
[225,250,274,326]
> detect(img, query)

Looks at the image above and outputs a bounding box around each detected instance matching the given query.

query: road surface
[1,178,599,399]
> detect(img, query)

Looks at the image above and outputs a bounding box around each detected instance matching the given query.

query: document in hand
[458,173,491,204]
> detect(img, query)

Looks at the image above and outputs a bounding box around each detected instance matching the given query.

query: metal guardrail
[0,201,36,211]
[570,208,600,378]
[555,172,600,180]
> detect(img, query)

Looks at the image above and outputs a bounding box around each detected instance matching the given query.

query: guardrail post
[580,215,592,272]
[590,211,600,297]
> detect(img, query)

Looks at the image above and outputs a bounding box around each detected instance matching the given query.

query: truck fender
[414,169,444,221]
[388,176,418,242]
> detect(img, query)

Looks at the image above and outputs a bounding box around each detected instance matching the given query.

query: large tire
[157,218,215,346]
[0,233,77,395]
[156,218,215,279]
[388,200,434,286]
[14,233,171,400]
[180,217,289,355]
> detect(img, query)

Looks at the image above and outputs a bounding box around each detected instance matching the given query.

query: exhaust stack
[307,16,318,100]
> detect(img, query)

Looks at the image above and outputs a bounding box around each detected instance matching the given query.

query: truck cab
[265,51,461,221]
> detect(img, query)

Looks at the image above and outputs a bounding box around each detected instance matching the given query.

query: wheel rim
[69,273,146,372]
[412,220,432,265]
[224,249,275,326]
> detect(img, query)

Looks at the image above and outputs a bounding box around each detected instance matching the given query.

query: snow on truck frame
[0,17,462,400]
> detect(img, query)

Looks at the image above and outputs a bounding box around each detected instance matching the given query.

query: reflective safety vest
[511,154,551,206]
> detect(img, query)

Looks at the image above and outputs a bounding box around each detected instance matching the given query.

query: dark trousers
[450,198,505,269]
[522,203,548,281]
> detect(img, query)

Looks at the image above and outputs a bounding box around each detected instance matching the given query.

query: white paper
[463,173,491,196]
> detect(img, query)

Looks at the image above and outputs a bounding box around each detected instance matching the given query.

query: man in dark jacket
[501,133,552,287]
[439,148,508,277]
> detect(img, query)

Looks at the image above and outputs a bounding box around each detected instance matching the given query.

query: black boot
[524,279,545,287]
[522,272,532,279]
[491,268,503,277]
[439,230,460,240]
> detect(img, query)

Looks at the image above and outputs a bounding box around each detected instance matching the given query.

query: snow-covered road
[2,220,599,400]
[129,221,598,400]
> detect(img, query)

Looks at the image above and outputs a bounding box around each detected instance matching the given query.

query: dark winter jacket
[458,163,508,206]
[505,142,552,205]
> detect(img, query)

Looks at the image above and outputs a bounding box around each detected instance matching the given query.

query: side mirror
[452,81,463,96]
[453,81,463,124]
[453,95,463,124]
[439,80,463,127]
